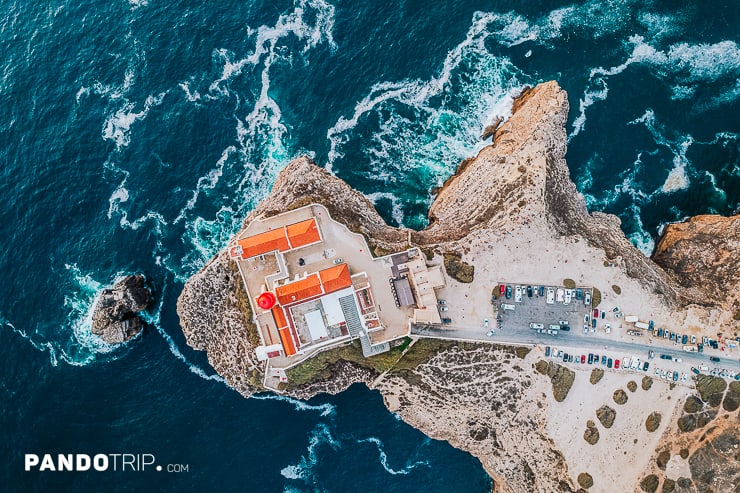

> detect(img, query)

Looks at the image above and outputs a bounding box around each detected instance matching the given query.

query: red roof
[286,218,321,249]
[278,327,297,356]
[272,306,288,329]
[275,273,323,305]
[237,228,289,259]
[319,264,352,294]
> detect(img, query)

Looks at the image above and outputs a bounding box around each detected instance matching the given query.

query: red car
[499,284,506,296]
[614,359,620,369]
[593,308,599,318]
[581,355,585,364]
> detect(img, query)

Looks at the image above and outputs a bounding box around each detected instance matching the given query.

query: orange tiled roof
[272,306,288,329]
[319,263,352,294]
[278,327,297,356]
[286,218,321,249]
[275,273,323,305]
[237,228,290,259]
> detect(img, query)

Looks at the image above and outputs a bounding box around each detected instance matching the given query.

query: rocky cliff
[652,214,740,310]
[176,81,738,492]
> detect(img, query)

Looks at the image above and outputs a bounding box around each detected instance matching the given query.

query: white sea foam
[626,204,655,256]
[251,393,335,417]
[629,109,693,194]
[102,92,165,149]
[365,192,405,227]
[325,10,525,227]
[280,423,339,482]
[359,437,430,475]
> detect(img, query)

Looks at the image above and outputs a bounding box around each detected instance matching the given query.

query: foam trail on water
[365,192,405,227]
[280,423,339,482]
[629,109,693,194]
[102,92,165,150]
[359,437,430,475]
[251,393,335,417]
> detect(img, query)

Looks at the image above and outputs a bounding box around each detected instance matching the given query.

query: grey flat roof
[393,278,415,307]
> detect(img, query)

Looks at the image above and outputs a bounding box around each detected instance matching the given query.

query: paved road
[412,323,740,375]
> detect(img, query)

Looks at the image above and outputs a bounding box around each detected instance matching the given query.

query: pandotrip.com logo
[24,454,189,473]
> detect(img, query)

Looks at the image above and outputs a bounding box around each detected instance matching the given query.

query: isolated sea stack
[91,275,152,344]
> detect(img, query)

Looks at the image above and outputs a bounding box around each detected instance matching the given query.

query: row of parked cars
[546,347,618,368]
[497,284,591,306]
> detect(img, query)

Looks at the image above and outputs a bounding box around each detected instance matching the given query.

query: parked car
[527,285,533,297]
[559,325,570,332]
[487,329,495,337]
[484,319,489,328]
[580,355,585,364]
[539,286,545,297]
[601,355,607,365]
[660,354,671,360]
[556,288,564,303]
[587,354,594,364]
[568,354,573,362]
[438,299,447,305]
[505,285,512,299]
[613,359,619,369]
[546,287,555,304]
[584,292,591,305]
[591,319,597,329]
[593,308,599,318]
[583,325,588,333]
[690,335,696,344]
[655,367,660,376]
[691,367,700,375]
[564,289,572,305]
[440,306,449,312]
[499,284,506,296]
[584,314,590,323]
[657,328,663,337]
[681,334,688,344]
[441,317,452,324]
[515,286,523,302]
[710,356,721,363]
[643,362,649,371]
[333,257,344,264]
[601,311,605,319]
[545,346,551,357]
[575,288,583,300]
[612,306,620,312]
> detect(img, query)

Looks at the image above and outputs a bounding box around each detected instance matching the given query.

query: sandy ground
[435,219,736,365]
[543,361,691,491]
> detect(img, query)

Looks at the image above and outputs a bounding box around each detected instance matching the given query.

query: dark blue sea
[1,1,738,491]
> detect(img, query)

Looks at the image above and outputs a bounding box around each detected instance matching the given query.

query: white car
[690,335,696,344]
[564,289,572,305]
[681,373,688,381]
[583,325,588,334]
[604,323,611,334]
[484,319,489,328]
[661,369,667,379]
[332,257,344,264]
[546,288,555,304]
[655,367,660,376]
[556,288,564,303]
[515,286,523,302]
[584,292,591,305]
[487,329,495,337]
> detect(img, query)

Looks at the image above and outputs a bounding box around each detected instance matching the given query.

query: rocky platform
[176,81,739,492]
[92,274,152,344]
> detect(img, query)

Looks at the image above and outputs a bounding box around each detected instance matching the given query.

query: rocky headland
[92,274,152,344]
[176,81,739,492]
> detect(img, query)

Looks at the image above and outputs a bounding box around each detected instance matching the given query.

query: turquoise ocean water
[1,1,738,491]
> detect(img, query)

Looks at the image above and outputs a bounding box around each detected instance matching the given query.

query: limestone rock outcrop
[652,214,740,308]
[91,275,151,344]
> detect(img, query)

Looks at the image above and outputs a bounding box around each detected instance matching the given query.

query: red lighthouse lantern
[256,292,277,310]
